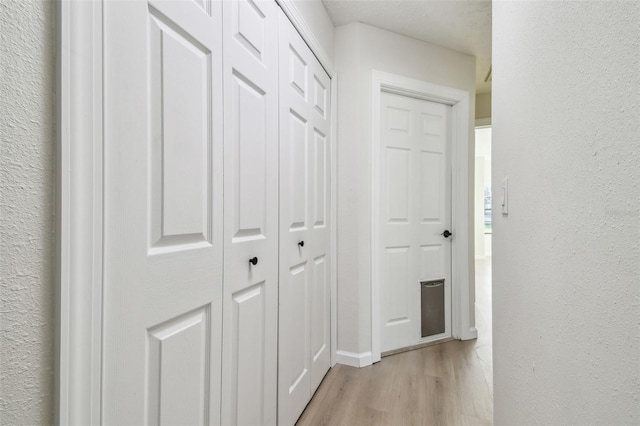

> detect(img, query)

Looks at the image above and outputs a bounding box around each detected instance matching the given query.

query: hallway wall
[492,2,640,424]
[0,1,56,423]
[334,23,476,356]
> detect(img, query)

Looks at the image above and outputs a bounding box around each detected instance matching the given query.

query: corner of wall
[334,21,366,356]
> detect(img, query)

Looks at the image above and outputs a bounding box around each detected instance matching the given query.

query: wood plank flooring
[296,259,493,426]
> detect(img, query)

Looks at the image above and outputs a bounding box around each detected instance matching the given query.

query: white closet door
[102,1,223,423]
[278,9,332,426]
[221,0,279,424]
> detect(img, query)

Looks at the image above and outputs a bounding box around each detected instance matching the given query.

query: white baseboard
[335,350,373,368]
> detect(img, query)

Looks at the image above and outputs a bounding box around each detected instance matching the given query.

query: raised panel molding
[149,10,212,253]
[192,0,212,16]
[313,129,326,228]
[147,306,211,425]
[422,112,444,136]
[289,45,307,99]
[313,76,326,118]
[311,255,327,361]
[420,151,442,222]
[233,0,267,62]
[230,70,268,242]
[385,147,410,223]
[288,262,308,378]
[387,106,411,133]
[384,247,411,325]
[229,282,267,425]
[289,110,308,230]
[420,244,444,281]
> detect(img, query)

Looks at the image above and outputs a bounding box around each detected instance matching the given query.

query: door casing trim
[57,1,337,423]
[56,1,104,424]
[371,70,476,363]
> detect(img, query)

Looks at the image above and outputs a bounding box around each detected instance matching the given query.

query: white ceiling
[322,0,492,94]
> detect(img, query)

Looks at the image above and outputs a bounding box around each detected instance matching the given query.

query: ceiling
[321,0,492,94]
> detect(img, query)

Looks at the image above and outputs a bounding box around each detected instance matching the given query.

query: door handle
[298,240,304,247]
[249,257,258,266]
[441,230,452,238]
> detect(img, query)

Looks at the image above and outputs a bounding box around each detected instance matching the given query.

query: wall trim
[335,351,373,368]
[371,70,475,363]
[330,75,338,366]
[56,1,104,424]
[275,0,335,76]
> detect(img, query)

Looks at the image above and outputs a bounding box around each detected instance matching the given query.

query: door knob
[249,257,258,266]
[441,230,452,238]
[298,240,304,247]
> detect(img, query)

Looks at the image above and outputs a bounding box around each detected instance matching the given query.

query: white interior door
[221,0,279,424]
[278,9,332,426]
[102,1,223,423]
[380,92,452,353]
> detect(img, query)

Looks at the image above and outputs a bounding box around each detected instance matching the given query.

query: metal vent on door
[421,279,445,337]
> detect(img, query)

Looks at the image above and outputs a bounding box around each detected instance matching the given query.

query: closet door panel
[287,109,309,230]
[222,0,279,424]
[309,253,329,391]
[102,1,224,423]
[308,65,331,394]
[278,9,331,425]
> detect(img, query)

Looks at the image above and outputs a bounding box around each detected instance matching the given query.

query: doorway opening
[370,71,475,364]
[474,125,492,364]
[475,126,492,259]
[377,90,454,355]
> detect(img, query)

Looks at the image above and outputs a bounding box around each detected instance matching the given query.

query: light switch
[501,178,509,215]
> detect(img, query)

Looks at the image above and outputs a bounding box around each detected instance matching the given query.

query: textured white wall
[335,23,476,354]
[493,2,640,424]
[0,0,56,424]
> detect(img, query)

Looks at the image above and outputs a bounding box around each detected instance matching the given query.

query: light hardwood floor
[296,258,493,426]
